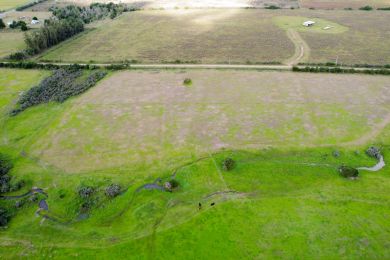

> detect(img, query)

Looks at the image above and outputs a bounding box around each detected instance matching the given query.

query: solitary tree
[0,19,5,29]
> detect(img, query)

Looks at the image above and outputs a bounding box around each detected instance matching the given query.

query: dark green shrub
[0,174,11,193]
[222,158,236,171]
[0,19,5,29]
[9,51,29,61]
[265,5,280,9]
[78,186,94,198]
[169,179,180,188]
[0,208,10,227]
[377,7,390,10]
[359,5,373,10]
[183,78,192,86]
[32,17,38,20]
[339,166,359,178]
[20,23,28,31]
[0,154,12,176]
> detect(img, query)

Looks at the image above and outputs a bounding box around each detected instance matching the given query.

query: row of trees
[18,3,133,57]
[51,3,129,23]
[24,18,84,54]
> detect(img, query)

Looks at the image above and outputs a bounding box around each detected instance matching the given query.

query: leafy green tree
[0,19,5,29]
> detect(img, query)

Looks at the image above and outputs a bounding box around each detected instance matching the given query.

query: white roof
[303,21,315,25]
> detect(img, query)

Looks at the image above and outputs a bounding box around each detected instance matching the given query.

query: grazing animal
[211,202,215,206]
[198,202,202,210]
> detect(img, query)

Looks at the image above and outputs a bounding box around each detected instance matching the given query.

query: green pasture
[0,69,389,258]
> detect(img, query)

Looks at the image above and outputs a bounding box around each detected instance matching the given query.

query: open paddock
[39,9,390,65]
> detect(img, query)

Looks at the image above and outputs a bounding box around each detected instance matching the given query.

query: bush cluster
[51,3,132,23]
[222,158,236,171]
[9,20,28,31]
[0,154,12,194]
[78,186,95,199]
[105,184,121,198]
[359,5,373,10]
[339,166,359,178]
[366,146,381,159]
[12,68,107,115]
[0,155,13,227]
[292,66,390,75]
[183,78,192,86]
[0,208,10,227]
[297,63,390,69]
[265,5,280,9]
[0,18,5,29]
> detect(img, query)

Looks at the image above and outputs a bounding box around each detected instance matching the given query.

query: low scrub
[359,5,373,10]
[366,146,381,159]
[183,78,192,86]
[292,66,390,75]
[105,184,121,198]
[12,68,107,115]
[222,158,236,171]
[339,166,359,178]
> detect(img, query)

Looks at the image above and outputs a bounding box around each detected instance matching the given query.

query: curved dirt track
[284,29,310,65]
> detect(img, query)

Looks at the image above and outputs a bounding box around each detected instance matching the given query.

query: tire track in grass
[284,29,310,66]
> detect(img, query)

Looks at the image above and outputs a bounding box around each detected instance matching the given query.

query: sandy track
[284,29,310,65]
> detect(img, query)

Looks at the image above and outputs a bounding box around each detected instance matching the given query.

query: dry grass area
[30,70,390,173]
[0,0,31,11]
[299,0,390,9]
[39,9,390,65]
[40,9,294,64]
[0,30,25,58]
[296,10,390,65]
[27,0,299,10]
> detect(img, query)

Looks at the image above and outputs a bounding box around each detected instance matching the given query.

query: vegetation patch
[222,158,236,171]
[338,165,359,178]
[11,68,106,115]
[183,78,192,86]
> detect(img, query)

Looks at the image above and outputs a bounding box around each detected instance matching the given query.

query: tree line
[11,3,137,59]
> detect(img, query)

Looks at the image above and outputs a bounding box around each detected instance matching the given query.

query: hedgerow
[292,66,390,75]
[12,68,107,115]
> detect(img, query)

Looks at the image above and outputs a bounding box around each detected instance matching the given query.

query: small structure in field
[303,21,315,27]
[31,19,40,25]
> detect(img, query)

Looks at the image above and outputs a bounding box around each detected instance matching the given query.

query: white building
[303,21,315,27]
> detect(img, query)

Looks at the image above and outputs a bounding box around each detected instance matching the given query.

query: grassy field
[0,30,26,59]
[38,9,390,65]
[0,0,31,11]
[0,11,51,59]
[27,0,300,10]
[39,9,295,64]
[299,0,390,9]
[0,68,389,258]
